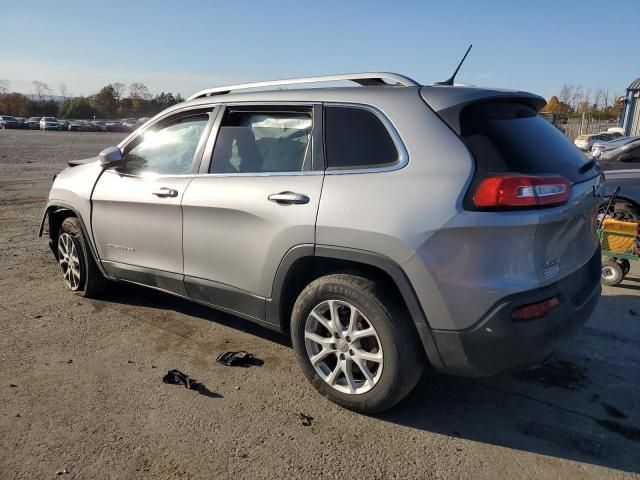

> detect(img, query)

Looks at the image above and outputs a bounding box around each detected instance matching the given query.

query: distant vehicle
[105,120,126,132]
[121,118,138,131]
[607,127,625,136]
[591,136,639,158]
[68,120,88,132]
[40,117,60,130]
[25,117,41,129]
[15,117,27,128]
[0,115,20,129]
[58,120,69,131]
[599,138,640,163]
[91,120,107,132]
[574,132,617,151]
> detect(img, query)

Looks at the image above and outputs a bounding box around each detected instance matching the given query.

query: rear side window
[460,102,597,183]
[324,106,398,170]
[210,109,312,174]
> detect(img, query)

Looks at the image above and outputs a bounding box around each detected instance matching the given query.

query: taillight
[472,175,571,209]
[512,297,560,320]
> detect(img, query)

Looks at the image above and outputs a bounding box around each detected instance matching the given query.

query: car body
[14,116,27,128]
[574,132,617,151]
[39,72,602,412]
[25,117,41,129]
[599,138,640,163]
[591,135,639,158]
[40,117,60,130]
[0,115,20,129]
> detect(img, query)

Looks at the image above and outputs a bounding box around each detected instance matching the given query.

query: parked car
[58,120,69,131]
[91,120,107,132]
[574,132,615,151]
[67,120,88,132]
[121,118,138,131]
[25,117,41,129]
[591,135,639,158]
[40,117,60,130]
[15,117,27,128]
[0,115,20,129]
[600,169,640,221]
[105,120,126,132]
[599,138,640,164]
[39,72,603,413]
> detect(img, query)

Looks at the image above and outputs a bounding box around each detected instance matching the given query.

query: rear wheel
[601,258,624,286]
[57,217,107,297]
[291,274,423,413]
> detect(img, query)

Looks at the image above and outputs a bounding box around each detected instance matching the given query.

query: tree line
[0,79,184,119]
[541,83,625,119]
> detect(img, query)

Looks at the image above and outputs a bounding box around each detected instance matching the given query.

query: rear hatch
[422,87,603,290]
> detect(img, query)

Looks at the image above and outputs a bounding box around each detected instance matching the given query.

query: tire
[601,258,624,286]
[57,217,107,297]
[619,259,631,276]
[291,274,424,414]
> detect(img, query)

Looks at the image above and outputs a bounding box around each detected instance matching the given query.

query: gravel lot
[1,130,639,479]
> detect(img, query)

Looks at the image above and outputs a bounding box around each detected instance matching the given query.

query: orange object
[601,219,639,253]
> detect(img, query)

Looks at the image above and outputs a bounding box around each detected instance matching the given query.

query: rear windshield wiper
[579,158,598,175]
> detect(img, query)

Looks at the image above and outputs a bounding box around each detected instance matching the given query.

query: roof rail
[187,72,420,100]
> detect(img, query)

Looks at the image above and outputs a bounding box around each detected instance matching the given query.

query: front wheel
[601,258,624,286]
[291,274,424,413]
[57,217,107,297]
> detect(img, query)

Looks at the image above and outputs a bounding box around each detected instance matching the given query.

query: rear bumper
[423,247,601,377]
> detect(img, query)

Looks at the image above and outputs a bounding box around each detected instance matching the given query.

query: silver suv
[40,73,603,413]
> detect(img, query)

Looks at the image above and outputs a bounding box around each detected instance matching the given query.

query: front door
[181,105,324,322]
[92,109,214,293]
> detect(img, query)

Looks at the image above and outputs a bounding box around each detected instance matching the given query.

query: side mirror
[99,146,123,167]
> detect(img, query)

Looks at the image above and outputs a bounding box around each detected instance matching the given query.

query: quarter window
[324,106,399,169]
[210,109,312,174]
[123,114,209,175]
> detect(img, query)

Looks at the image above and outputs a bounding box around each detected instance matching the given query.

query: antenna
[434,44,472,86]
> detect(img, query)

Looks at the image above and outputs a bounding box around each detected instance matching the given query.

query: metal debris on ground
[297,413,313,426]
[162,369,221,398]
[216,351,264,367]
[55,469,69,475]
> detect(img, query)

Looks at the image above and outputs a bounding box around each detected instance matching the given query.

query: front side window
[210,109,312,174]
[123,114,209,175]
[324,106,399,170]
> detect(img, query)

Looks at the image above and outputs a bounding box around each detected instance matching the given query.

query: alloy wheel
[58,233,82,291]
[304,299,383,395]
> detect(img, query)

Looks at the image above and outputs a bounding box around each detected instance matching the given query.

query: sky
[0,0,638,100]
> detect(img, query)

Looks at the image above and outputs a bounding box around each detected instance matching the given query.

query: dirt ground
[1,129,639,479]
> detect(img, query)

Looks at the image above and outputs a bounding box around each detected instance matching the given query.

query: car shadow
[380,293,640,474]
[98,281,291,348]
[97,282,639,473]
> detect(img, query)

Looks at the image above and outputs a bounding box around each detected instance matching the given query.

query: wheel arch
[39,202,107,276]
[267,245,444,369]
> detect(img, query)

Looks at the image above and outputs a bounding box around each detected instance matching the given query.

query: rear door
[181,104,324,322]
[92,108,216,292]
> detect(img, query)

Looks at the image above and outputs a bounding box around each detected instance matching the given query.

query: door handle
[268,191,310,205]
[152,187,178,198]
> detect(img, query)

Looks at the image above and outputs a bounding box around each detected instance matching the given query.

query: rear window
[460,102,599,183]
[325,106,398,170]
